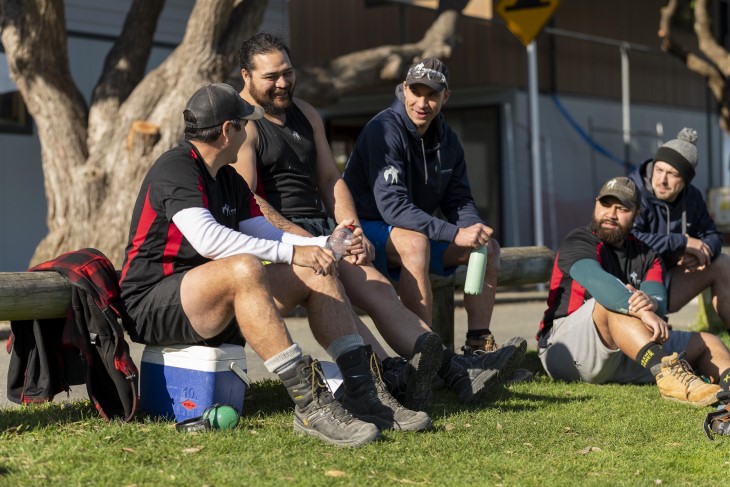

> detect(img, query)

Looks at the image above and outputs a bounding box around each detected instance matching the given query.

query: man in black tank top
[233,33,526,409]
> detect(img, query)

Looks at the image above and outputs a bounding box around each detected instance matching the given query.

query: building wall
[292,0,726,249]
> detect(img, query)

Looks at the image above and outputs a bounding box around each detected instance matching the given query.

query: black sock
[635,342,669,374]
[466,328,491,340]
[718,368,730,391]
[438,348,455,378]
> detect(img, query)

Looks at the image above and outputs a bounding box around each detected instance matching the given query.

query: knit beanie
[652,127,698,183]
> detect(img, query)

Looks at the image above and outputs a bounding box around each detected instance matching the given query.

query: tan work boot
[653,353,721,407]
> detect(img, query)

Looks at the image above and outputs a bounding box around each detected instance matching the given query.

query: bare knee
[711,253,730,280]
[396,231,430,267]
[228,254,267,284]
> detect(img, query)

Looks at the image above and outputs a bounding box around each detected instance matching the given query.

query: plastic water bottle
[326,226,354,261]
[463,245,487,295]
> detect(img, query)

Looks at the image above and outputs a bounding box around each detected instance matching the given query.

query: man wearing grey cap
[537,176,730,405]
[629,128,729,332]
[120,83,429,447]
[344,57,528,376]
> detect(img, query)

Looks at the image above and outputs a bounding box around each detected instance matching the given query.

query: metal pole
[503,103,521,246]
[620,43,631,170]
[527,41,544,248]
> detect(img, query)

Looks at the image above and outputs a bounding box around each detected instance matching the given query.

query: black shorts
[125,272,242,347]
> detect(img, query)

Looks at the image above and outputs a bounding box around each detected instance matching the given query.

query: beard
[248,81,293,116]
[590,216,631,245]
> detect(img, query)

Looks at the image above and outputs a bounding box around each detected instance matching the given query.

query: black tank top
[253,103,325,218]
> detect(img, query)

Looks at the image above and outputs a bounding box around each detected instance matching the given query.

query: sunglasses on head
[407,63,447,87]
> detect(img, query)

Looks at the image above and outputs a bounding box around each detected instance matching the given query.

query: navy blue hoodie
[629,158,722,269]
[343,85,483,243]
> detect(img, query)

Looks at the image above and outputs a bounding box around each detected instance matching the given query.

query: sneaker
[279,356,380,447]
[338,346,433,432]
[465,333,532,383]
[653,353,721,407]
[382,332,443,411]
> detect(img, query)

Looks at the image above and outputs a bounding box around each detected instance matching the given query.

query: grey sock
[264,344,303,375]
[326,334,365,360]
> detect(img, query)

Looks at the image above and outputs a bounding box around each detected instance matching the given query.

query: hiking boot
[279,355,380,447]
[337,346,432,432]
[442,337,527,403]
[465,333,533,384]
[653,353,721,407]
[464,336,528,384]
[382,332,444,411]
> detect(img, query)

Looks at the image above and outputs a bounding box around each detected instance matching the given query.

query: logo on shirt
[630,271,640,287]
[292,131,301,141]
[222,204,236,217]
[384,165,399,185]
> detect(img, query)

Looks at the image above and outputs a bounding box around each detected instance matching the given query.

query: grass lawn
[1,351,729,486]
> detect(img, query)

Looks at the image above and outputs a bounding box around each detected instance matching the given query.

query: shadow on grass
[0,400,99,433]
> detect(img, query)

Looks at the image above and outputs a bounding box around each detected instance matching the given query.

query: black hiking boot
[382,332,444,411]
[337,346,433,432]
[439,337,527,403]
[463,336,528,385]
[464,333,533,383]
[279,355,380,447]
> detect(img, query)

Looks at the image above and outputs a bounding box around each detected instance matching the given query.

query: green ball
[202,405,240,430]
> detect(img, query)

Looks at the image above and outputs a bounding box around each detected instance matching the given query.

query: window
[0,52,32,135]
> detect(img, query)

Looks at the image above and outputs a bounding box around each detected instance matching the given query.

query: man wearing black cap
[538,176,730,405]
[629,128,730,332]
[344,57,528,368]
[120,83,434,446]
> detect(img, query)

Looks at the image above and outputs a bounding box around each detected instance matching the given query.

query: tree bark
[1,0,464,267]
[659,0,730,133]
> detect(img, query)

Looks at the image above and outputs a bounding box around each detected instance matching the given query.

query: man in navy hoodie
[344,58,523,361]
[629,128,730,331]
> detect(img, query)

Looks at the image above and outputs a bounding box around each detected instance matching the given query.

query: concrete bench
[0,246,556,351]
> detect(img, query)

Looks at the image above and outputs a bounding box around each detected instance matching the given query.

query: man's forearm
[327,178,361,226]
[253,194,311,237]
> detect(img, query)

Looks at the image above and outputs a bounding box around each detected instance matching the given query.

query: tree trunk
[659,0,730,134]
[1,0,464,267]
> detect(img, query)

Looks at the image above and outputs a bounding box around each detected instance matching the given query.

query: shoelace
[667,357,698,386]
[369,354,408,411]
[307,360,354,424]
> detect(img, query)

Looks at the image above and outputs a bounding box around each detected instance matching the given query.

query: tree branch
[87,0,166,148]
[295,4,462,106]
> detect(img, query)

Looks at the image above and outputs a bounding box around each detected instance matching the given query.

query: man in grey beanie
[628,127,730,334]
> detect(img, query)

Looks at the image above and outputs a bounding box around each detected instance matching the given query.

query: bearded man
[537,177,730,405]
[231,32,525,410]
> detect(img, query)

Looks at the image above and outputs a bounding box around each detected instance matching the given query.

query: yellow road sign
[495,0,560,46]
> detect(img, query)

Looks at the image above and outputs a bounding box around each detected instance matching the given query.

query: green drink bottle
[463,245,487,295]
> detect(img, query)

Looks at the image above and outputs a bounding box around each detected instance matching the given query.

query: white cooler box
[140,343,248,422]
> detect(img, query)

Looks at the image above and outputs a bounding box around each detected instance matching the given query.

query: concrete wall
[502,91,724,250]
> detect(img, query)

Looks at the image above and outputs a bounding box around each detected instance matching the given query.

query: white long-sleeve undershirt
[172,207,328,264]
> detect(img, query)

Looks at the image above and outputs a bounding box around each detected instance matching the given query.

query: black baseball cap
[184,83,263,129]
[596,177,639,209]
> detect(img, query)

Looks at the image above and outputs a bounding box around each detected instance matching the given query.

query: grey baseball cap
[596,177,639,209]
